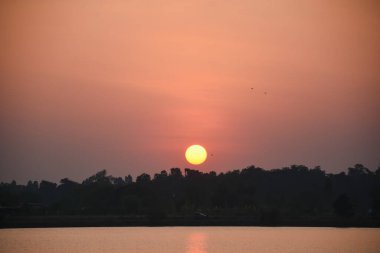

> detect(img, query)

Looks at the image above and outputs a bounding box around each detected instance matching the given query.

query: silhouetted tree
[125,175,133,184]
[136,173,151,184]
[82,170,109,185]
[348,164,372,176]
[26,180,39,192]
[170,168,183,178]
[154,170,168,180]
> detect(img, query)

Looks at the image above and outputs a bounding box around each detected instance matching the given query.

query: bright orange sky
[1,0,379,183]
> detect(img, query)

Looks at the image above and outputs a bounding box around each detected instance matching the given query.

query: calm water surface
[0,227,379,253]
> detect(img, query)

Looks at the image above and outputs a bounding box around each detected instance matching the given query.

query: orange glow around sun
[185,145,207,165]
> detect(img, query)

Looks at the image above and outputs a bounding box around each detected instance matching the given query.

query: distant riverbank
[1,215,379,228]
[2,165,379,229]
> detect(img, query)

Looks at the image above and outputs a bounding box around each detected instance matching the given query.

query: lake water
[0,227,379,253]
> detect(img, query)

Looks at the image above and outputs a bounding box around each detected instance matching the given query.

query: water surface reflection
[0,227,379,253]
[186,233,207,253]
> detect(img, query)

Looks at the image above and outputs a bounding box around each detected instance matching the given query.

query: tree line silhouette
[1,164,379,227]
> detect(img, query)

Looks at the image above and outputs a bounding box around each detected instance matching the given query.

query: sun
[185,145,207,165]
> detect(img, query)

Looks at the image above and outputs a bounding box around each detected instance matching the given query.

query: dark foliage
[1,164,379,226]
[333,194,353,217]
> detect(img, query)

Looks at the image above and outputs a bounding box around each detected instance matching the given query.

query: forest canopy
[1,164,379,227]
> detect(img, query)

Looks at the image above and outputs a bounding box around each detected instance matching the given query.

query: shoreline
[1,215,379,229]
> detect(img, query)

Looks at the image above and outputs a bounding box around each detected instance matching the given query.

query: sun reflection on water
[186,233,208,253]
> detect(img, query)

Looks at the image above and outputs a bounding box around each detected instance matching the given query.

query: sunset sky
[1,0,379,183]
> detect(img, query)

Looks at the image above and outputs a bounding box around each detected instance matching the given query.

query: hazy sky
[1,0,379,183]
